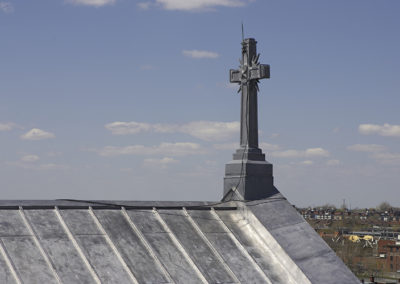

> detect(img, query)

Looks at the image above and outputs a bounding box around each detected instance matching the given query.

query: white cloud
[271,147,329,158]
[155,0,247,11]
[180,121,238,141]
[20,128,55,140]
[269,133,280,139]
[98,142,206,157]
[65,0,116,7]
[300,160,313,165]
[105,122,152,135]
[326,159,340,166]
[8,161,68,171]
[0,122,16,131]
[143,157,178,169]
[183,50,219,59]
[105,120,239,141]
[137,1,152,9]
[21,155,40,162]
[0,2,13,13]
[259,142,280,151]
[359,123,400,137]
[347,144,386,153]
[213,142,237,150]
[372,152,400,165]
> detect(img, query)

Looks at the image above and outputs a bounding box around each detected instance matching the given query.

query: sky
[0,0,399,208]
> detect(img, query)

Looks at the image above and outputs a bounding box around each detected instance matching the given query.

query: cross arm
[249,64,270,80]
[229,69,241,83]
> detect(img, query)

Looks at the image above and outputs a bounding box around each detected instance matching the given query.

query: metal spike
[237,85,242,93]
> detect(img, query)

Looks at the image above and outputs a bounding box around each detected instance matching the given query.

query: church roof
[0,195,359,284]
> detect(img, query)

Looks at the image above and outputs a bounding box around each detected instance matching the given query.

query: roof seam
[54,207,101,284]
[0,238,22,284]
[88,207,139,284]
[183,207,240,284]
[243,206,312,284]
[121,207,174,284]
[153,208,209,284]
[210,208,273,284]
[18,207,62,284]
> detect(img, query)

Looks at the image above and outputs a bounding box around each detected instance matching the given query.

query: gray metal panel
[0,210,30,237]
[2,237,57,284]
[59,209,101,235]
[216,210,296,283]
[60,209,133,283]
[93,210,169,284]
[248,196,360,284]
[188,210,268,283]
[24,210,66,238]
[127,210,166,234]
[76,235,133,284]
[0,244,17,284]
[159,209,236,284]
[127,210,204,284]
[24,210,96,284]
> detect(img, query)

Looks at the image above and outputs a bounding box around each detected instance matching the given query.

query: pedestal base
[223,148,278,200]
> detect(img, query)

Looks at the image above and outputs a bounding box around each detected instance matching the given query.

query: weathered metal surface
[60,209,133,283]
[0,201,359,283]
[126,210,204,284]
[24,210,96,283]
[2,237,57,283]
[93,210,170,283]
[248,195,361,284]
[159,209,237,283]
[188,210,270,283]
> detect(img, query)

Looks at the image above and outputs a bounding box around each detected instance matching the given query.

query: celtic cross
[230,38,270,149]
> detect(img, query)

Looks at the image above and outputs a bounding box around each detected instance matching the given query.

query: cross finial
[229,38,270,149]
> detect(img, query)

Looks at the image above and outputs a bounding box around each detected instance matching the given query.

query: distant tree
[377,201,391,211]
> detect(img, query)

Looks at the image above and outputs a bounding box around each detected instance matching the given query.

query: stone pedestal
[223,148,278,200]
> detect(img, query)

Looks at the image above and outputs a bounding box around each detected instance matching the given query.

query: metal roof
[0,196,359,284]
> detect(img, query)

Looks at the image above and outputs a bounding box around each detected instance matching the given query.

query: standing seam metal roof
[0,197,360,284]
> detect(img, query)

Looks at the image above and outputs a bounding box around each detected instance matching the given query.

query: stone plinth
[223,148,278,201]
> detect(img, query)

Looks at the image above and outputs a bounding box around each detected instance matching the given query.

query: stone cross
[230,38,270,149]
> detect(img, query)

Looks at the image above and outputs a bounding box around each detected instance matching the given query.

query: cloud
[98,142,206,157]
[105,122,152,135]
[371,152,400,165]
[0,2,13,13]
[183,50,219,59]
[155,0,248,11]
[213,142,237,150]
[259,142,280,151]
[137,1,152,9]
[347,144,386,153]
[21,155,40,162]
[105,120,239,141]
[326,159,340,166]
[65,0,116,7]
[8,161,68,170]
[143,157,178,169]
[0,122,16,131]
[180,121,238,141]
[271,147,329,158]
[359,123,400,137]
[20,128,55,140]
[300,160,313,165]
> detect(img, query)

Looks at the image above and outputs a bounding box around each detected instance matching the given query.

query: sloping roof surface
[0,197,359,284]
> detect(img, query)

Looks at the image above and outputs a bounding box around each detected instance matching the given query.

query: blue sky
[1,0,399,208]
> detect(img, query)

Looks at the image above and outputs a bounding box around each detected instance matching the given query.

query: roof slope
[0,198,359,284]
